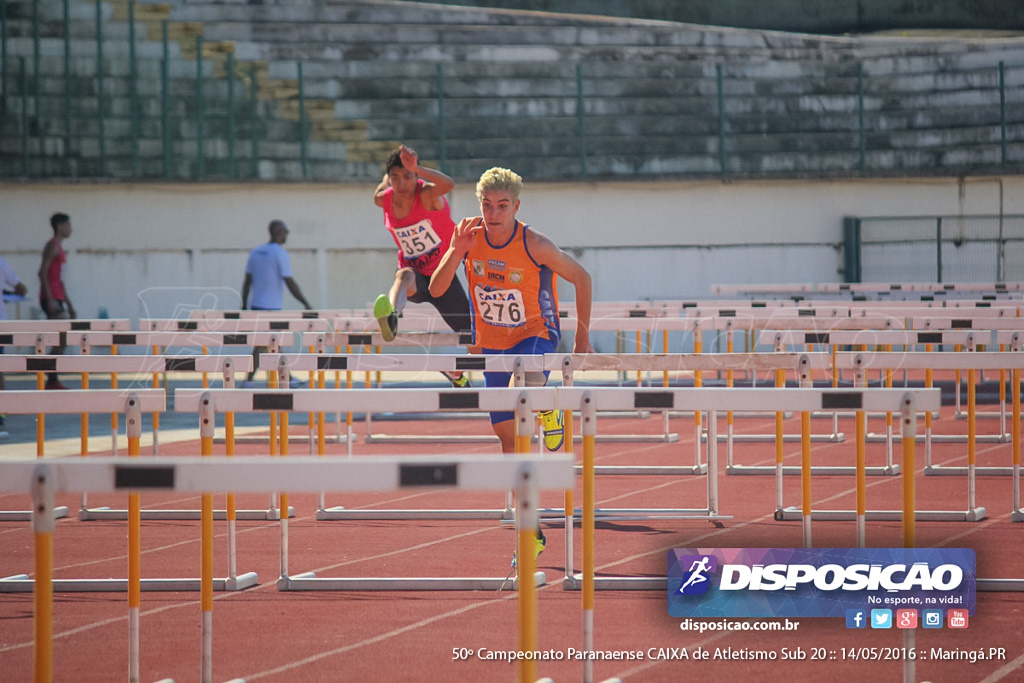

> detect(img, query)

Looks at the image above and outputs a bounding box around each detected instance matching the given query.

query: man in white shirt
[0,256,28,428]
[240,220,312,383]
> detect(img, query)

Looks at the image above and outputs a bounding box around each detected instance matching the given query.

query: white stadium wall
[1,175,1021,324]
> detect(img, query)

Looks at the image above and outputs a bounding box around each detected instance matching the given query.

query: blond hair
[475,167,523,201]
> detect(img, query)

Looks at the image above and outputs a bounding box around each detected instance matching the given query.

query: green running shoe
[373,294,398,342]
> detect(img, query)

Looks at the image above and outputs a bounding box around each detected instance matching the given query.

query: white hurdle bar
[0,318,133,332]
[0,331,66,353]
[140,317,329,333]
[1,455,570,683]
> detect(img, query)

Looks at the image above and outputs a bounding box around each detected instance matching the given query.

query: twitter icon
[870,609,893,629]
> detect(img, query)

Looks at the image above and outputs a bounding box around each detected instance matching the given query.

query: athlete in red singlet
[38,212,76,389]
[373,145,472,386]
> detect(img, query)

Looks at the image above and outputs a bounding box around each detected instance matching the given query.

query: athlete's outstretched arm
[527,230,594,354]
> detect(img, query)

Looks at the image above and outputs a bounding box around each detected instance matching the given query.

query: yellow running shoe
[373,294,398,342]
[538,409,564,451]
[511,534,546,569]
[444,371,472,388]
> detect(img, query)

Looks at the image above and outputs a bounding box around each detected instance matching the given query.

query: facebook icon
[845,609,867,629]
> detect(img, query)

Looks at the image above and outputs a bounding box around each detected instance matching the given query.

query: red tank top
[43,238,66,301]
[464,221,560,350]
[381,180,456,276]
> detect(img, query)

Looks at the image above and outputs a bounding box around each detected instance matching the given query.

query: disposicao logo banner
[667,548,976,618]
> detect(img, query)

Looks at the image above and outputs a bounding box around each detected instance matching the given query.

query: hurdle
[836,349,1024,481]
[307,329,499,442]
[64,329,298,519]
[761,328,950,443]
[556,351,827,478]
[0,388,258,595]
[1,454,570,683]
[770,350,1006,522]
[771,326,1019,444]
[0,332,70,522]
[558,386,940,593]
[678,315,895,448]
[258,353,545,521]
[909,318,1023,425]
[807,329,1017,447]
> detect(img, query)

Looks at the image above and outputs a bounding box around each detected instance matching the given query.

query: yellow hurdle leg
[32,463,55,683]
[200,395,215,683]
[513,393,535,683]
[581,394,596,683]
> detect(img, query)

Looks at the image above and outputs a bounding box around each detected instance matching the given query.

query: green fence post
[250,62,258,178]
[436,63,446,173]
[1,0,7,116]
[716,64,726,175]
[576,63,587,177]
[20,56,28,175]
[298,61,307,179]
[95,0,106,175]
[999,61,1006,169]
[129,0,139,176]
[227,52,236,179]
[161,20,171,178]
[32,0,39,132]
[857,62,866,172]
[842,217,861,283]
[196,35,204,179]
[63,0,71,173]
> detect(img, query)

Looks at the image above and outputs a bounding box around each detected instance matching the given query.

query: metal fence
[2,0,1023,182]
[845,214,1024,283]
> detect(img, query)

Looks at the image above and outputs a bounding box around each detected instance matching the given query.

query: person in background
[240,219,312,384]
[38,212,75,389]
[0,255,28,429]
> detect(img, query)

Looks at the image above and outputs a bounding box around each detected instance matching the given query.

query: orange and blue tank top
[464,220,560,350]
